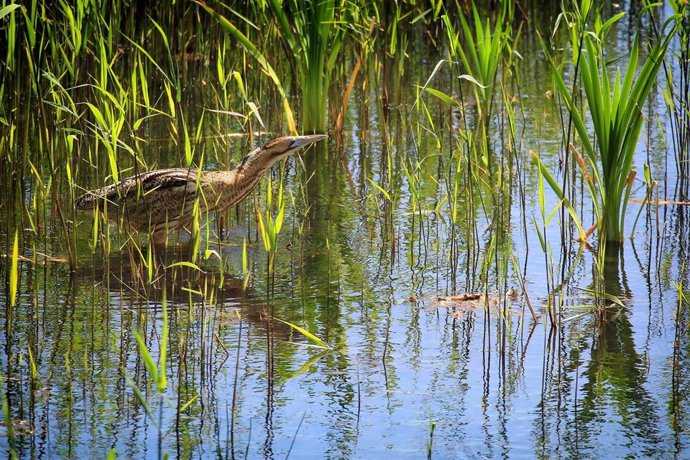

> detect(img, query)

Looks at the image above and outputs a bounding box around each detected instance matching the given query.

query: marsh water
[1,2,690,459]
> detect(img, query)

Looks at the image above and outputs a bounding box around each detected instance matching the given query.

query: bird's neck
[237,148,279,181]
[203,153,277,214]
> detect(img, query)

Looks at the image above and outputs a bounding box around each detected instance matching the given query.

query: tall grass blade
[196,1,296,134]
[9,230,19,308]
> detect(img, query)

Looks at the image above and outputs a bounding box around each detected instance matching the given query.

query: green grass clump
[546,14,676,242]
[267,0,344,134]
[442,1,514,120]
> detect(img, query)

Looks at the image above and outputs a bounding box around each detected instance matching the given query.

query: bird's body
[75,135,326,239]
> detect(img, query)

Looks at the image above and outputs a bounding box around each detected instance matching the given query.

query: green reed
[197,1,297,134]
[533,153,561,325]
[630,163,657,236]
[442,1,514,120]
[401,156,422,266]
[8,230,19,308]
[426,418,436,459]
[420,2,524,295]
[661,0,690,197]
[135,303,168,396]
[268,0,345,133]
[530,150,587,241]
[242,237,251,289]
[544,9,677,243]
[671,263,689,426]
[1,4,20,74]
[274,318,330,349]
[257,177,286,276]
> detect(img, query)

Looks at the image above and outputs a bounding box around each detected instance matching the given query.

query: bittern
[75,134,327,242]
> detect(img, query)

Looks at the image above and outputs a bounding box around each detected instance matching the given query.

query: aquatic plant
[442,1,514,120]
[197,1,297,133]
[544,15,677,242]
[267,0,346,133]
[8,230,19,308]
[257,177,286,276]
[661,0,690,199]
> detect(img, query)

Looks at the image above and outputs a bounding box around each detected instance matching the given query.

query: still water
[1,2,689,459]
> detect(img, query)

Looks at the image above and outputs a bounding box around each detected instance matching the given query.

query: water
[1,2,689,459]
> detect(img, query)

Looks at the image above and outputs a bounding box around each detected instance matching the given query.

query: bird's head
[239,134,327,172]
[263,134,328,160]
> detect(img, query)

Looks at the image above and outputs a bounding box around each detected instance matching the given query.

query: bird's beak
[289,134,328,150]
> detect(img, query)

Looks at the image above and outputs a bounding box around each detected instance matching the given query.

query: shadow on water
[575,245,663,456]
[73,245,303,341]
[2,243,346,457]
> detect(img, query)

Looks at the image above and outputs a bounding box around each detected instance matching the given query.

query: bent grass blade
[195,1,296,134]
[274,318,331,350]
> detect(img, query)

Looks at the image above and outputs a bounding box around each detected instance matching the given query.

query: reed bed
[1,1,689,458]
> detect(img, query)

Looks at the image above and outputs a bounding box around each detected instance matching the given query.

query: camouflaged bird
[75,135,327,241]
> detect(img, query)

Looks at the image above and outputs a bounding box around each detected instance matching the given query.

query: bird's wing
[75,168,199,209]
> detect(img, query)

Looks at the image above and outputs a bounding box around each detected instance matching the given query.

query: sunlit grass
[544,10,677,242]
[257,177,286,276]
[268,0,345,133]
[197,1,297,134]
[442,1,515,120]
[9,230,19,308]
[1,2,689,456]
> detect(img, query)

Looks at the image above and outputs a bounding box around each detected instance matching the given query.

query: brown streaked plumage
[75,135,327,239]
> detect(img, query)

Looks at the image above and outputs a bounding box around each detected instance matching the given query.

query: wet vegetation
[1,0,690,458]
